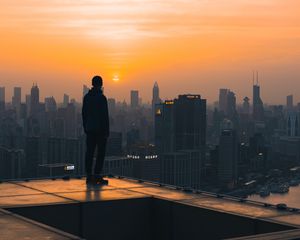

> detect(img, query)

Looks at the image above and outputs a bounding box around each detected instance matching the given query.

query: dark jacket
[82,88,109,137]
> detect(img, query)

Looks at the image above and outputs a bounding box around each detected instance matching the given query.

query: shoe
[95,176,109,185]
[86,175,95,185]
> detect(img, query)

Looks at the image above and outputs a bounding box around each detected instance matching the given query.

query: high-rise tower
[152,82,161,112]
[287,95,293,111]
[130,90,139,109]
[30,84,40,116]
[12,87,21,109]
[0,87,5,112]
[155,94,206,154]
[252,72,264,121]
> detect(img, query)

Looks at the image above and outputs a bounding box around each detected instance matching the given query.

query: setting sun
[113,74,120,82]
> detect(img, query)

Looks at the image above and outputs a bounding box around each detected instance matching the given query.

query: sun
[113,74,119,82]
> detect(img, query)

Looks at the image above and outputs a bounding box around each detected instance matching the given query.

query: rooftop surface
[2,177,300,239]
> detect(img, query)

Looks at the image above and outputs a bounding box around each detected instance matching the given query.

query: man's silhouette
[82,76,109,185]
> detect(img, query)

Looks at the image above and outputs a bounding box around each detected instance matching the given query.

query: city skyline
[1,0,300,103]
[0,80,298,106]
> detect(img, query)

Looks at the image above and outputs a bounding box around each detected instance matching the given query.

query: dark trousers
[85,133,107,176]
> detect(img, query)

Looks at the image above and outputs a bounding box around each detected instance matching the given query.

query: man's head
[92,75,103,88]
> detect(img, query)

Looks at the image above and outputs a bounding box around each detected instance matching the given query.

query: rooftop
[1,177,300,239]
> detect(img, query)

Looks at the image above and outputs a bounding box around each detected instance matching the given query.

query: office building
[155,94,206,188]
[156,95,206,153]
[130,90,139,108]
[0,146,25,179]
[45,96,57,112]
[226,90,237,121]
[161,150,201,189]
[152,82,161,113]
[63,94,69,108]
[0,87,5,112]
[253,74,264,121]
[30,84,40,116]
[242,96,250,115]
[287,112,300,137]
[218,88,228,113]
[106,132,123,156]
[12,87,21,109]
[217,120,238,187]
[287,95,293,111]
[83,85,89,99]
[108,98,116,115]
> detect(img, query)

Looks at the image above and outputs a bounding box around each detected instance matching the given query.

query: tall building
[12,87,21,109]
[130,90,139,108]
[0,87,5,112]
[226,90,237,121]
[65,103,77,138]
[25,94,31,116]
[155,94,206,188]
[155,100,175,154]
[45,96,57,112]
[161,150,201,189]
[219,88,228,113]
[25,136,40,178]
[242,97,250,115]
[217,120,238,186]
[83,85,89,99]
[252,74,264,121]
[218,88,237,121]
[155,95,206,154]
[0,146,25,179]
[174,95,206,152]
[152,82,161,112]
[287,112,299,137]
[106,132,123,156]
[30,84,40,116]
[63,94,69,108]
[287,95,293,111]
[108,98,116,115]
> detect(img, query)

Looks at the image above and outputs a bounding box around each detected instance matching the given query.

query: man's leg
[85,133,97,182]
[94,136,107,175]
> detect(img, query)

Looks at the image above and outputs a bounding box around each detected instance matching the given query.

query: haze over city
[1,0,300,103]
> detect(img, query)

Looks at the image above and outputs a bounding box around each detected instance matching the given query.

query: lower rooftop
[1,177,300,239]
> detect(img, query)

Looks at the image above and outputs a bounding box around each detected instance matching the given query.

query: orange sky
[0,0,300,104]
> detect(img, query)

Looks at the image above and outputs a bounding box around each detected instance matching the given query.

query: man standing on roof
[82,75,109,185]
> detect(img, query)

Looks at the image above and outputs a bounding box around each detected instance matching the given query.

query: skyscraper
[217,120,238,186]
[108,98,116,115]
[45,96,57,112]
[219,88,228,113]
[12,87,21,109]
[63,94,69,108]
[155,100,175,154]
[156,94,206,189]
[252,74,264,121]
[130,90,139,108]
[287,95,293,111]
[226,90,237,121]
[242,97,250,115]
[0,87,5,112]
[174,94,206,152]
[287,112,299,137]
[30,84,40,116]
[83,85,89,99]
[155,94,206,153]
[152,82,161,112]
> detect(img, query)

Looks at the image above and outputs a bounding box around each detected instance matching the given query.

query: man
[82,75,109,185]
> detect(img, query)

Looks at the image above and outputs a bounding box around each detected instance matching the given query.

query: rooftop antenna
[256,71,259,85]
[252,70,255,86]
